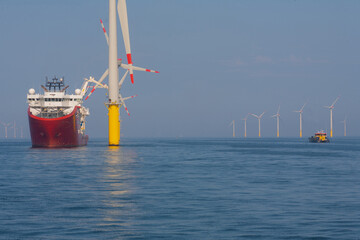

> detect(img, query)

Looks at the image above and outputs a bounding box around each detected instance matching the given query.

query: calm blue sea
[1,138,360,239]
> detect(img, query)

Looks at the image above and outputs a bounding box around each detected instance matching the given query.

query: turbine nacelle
[100,6,159,86]
[271,106,280,118]
[250,112,265,119]
[242,114,249,121]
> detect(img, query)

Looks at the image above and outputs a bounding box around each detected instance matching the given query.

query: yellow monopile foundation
[108,104,120,146]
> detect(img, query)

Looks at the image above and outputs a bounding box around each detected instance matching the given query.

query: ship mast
[108,0,120,146]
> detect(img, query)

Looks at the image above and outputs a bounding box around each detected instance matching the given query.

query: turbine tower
[12,121,16,138]
[251,112,265,138]
[341,116,347,137]
[229,120,235,138]
[82,0,158,146]
[107,0,120,146]
[242,114,249,138]
[271,106,280,138]
[325,96,340,138]
[294,103,306,138]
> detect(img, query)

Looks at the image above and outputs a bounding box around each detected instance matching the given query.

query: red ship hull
[28,106,88,148]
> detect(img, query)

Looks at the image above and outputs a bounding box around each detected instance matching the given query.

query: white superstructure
[27,77,90,133]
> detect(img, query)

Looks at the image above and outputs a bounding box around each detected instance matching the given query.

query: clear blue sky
[1,0,360,138]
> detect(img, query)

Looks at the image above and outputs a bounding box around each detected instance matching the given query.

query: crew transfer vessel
[309,131,330,143]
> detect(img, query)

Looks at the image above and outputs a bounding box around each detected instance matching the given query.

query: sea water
[1,138,360,239]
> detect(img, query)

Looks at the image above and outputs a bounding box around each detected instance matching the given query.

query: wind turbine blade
[119,94,130,116]
[300,102,307,111]
[84,69,109,101]
[259,112,266,118]
[119,70,129,88]
[98,69,109,84]
[121,64,159,73]
[122,94,137,101]
[117,0,134,84]
[331,96,340,107]
[277,105,280,115]
[100,19,109,46]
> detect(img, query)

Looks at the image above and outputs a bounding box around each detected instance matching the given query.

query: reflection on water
[99,146,138,231]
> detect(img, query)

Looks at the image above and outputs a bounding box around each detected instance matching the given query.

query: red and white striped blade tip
[124,107,130,116]
[100,20,106,31]
[145,69,159,73]
[130,74,134,84]
[126,54,132,65]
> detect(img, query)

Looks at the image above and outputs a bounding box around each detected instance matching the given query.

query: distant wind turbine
[324,96,340,138]
[242,114,249,138]
[251,112,265,138]
[1,122,11,139]
[340,116,347,137]
[11,121,16,138]
[271,106,280,138]
[229,120,235,138]
[294,102,307,138]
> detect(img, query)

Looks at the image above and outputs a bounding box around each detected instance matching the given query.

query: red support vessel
[27,77,90,148]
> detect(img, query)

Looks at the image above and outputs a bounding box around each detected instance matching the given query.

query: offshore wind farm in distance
[229,96,345,139]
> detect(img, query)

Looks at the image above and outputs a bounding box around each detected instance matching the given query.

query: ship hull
[28,106,88,148]
[308,136,330,143]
